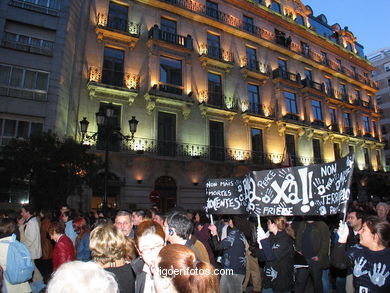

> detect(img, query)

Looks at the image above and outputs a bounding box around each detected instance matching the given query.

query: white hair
[47,261,119,293]
[376,202,389,211]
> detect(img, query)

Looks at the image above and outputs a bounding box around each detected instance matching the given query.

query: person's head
[47,261,119,293]
[89,223,129,265]
[73,216,89,235]
[376,202,389,221]
[20,204,34,220]
[114,211,133,237]
[60,205,70,214]
[153,213,166,227]
[123,237,136,262]
[61,210,73,223]
[134,220,165,268]
[347,209,364,230]
[267,216,295,238]
[154,244,219,293]
[48,221,66,242]
[131,209,145,226]
[0,218,16,238]
[165,212,193,243]
[359,216,390,249]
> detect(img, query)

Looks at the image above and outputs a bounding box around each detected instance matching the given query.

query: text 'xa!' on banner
[204,154,354,216]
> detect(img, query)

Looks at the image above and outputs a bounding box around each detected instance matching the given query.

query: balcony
[245,102,274,117]
[302,79,326,96]
[1,32,54,56]
[9,0,60,16]
[354,99,375,111]
[96,14,141,48]
[199,45,234,72]
[87,67,139,104]
[344,127,354,135]
[198,90,238,120]
[272,68,303,88]
[158,83,183,96]
[283,113,300,122]
[311,120,326,128]
[328,123,339,133]
[148,25,193,52]
[239,57,269,81]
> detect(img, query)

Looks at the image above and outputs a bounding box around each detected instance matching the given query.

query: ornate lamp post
[79,103,138,210]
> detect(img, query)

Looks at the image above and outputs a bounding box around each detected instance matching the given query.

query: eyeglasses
[139,243,164,255]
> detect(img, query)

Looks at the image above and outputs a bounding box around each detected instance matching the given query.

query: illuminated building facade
[368,48,390,166]
[0,0,384,209]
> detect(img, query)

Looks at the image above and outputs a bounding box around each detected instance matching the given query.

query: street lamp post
[79,103,138,210]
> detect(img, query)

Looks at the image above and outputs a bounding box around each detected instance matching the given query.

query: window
[161,17,177,34]
[248,84,260,114]
[336,59,342,69]
[340,84,347,97]
[313,139,321,163]
[321,51,328,64]
[209,121,224,161]
[2,32,54,56]
[107,1,128,32]
[376,150,381,169]
[206,1,218,19]
[278,59,287,72]
[243,15,254,33]
[245,47,257,70]
[160,56,182,85]
[97,103,121,151]
[296,14,305,26]
[271,1,281,14]
[158,112,176,157]
[363,148,370,169]
[325,77,332,95]
[102,47,124,87]
[348,145,354,155]
[329,108,337,124]
[251,128,263,155]
[208,72,222,106]
[11,0,60,11]
[312,100,322,120]
[207,33,220,59]
[377,95,382,104]
[301,42,310,56]
[334,143,341,160]
[0,64,49,100]
[344,112,352,133]
[0,118,43,145]
[367,95,372,104]
[385,62,390,72]
[355,90,361,100]
[363,116,370,133]
[304,69,312,80]
[373,121,378,136]
[284,91,298,114]
[285,134,296,162]
[388,79,390,87]
[351,66,356,77]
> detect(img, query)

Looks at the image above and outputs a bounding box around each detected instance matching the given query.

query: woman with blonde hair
[256,216,295,293]
[153,244,220,293]
[90,223,135,293]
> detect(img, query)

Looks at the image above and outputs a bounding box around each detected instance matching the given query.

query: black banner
[205,154,354,216]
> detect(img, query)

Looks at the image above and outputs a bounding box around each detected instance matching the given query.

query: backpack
[1,234,35,284]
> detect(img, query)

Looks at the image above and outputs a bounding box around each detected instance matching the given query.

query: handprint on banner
[368,263,389,287]
[353,257,368,278]
[265,267,278,281]
[262,188,273,204]
[319,206,327,216]
[314,178,326,195]
[242,174,261,213]
[278,169,289,179]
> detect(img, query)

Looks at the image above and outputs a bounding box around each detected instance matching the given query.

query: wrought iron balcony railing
[88,67,140,90]
[200,45,234,63]
[272,68,301,84]
[344,127,354,135]
[302,79,325,93]
[239,57,269,75]
[96,14,141,36]
[148,25,193,50]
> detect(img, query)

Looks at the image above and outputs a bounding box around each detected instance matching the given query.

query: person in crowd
[209,215,246,293]
[194,213,216,267]
[46,261,119,293]
[90,223,135,293]
[60,205,70,215]
[38,209,54,283]
[0,218,31,293]
[153,244,220,293]
[73,216,91,262]
[49,220,75,271]
[132,220,166,293]
[256,216,295,293]
[115,210,134,238]
[132,210,145,229]
[16,214,25,242]
[332,216,390,292]
[376,202,389,222]
[294,217,330,293]
[145,208,158,220]
[153,212,165,227]
[60,210,77,245]
[164,211,210,263]
[21,204,43,281]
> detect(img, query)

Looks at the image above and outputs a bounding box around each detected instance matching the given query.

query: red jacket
[52,234,75,271]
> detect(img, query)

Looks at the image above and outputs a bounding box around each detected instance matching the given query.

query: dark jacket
[295,221,330,269]
[332,243,390,293]
[52,234,75,271]
[105,263,135,293]
[256,230,294,291]
[211,228,246,275]
[131,257,146,293]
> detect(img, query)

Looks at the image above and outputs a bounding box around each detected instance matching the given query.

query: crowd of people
[0,199,388,293]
